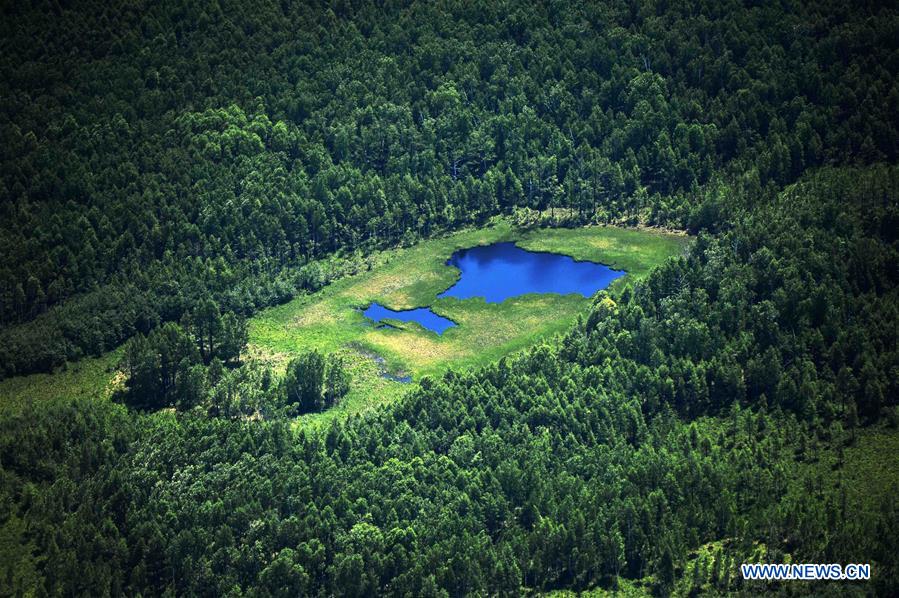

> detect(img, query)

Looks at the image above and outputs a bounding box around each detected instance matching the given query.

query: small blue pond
[362,303,457,335]
[361,242,624,334]
[438,242,624,303]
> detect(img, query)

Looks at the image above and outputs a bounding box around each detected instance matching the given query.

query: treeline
[2,0,898,376]
[2,166,897,595]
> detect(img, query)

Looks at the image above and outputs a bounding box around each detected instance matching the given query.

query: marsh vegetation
[249,221,686,422]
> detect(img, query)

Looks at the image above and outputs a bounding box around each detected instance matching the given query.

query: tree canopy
[1,0,898,595]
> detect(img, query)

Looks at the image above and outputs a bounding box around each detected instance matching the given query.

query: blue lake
[362,303,457,335]
[438,242,624,303]
[361,242,624,335]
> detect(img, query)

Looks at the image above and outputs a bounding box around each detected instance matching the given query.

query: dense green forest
[1,0,898,595]
[3,167,897,595]
[2,0,897,377]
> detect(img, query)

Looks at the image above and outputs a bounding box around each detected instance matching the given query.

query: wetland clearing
[249,221,688,425]
[0,220,688,426]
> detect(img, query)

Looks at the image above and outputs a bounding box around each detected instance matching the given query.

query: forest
[1,0,898,595]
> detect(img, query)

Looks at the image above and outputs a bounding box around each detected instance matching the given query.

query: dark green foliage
[121,322,199,410]
[119,305,248,410]
[573,166,899,425]
[284,351,350,414]
[219,311,249,366]
[2,0,898,377]
[284,351,326,414]
[324,354,352,408]
[1,0,898,595]
[2,167,897,595]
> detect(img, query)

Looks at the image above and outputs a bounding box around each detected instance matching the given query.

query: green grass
[250,221,688,423]
[0,349,123,415]
[517,225,688,280]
